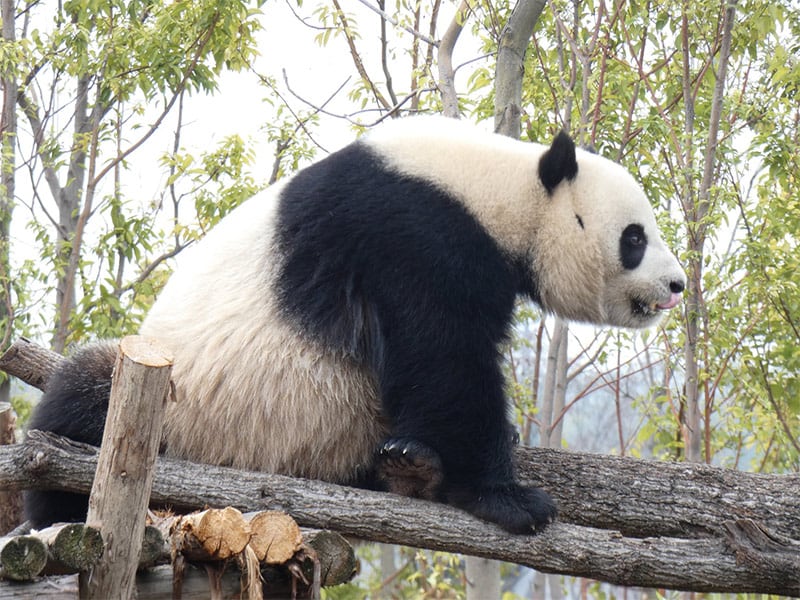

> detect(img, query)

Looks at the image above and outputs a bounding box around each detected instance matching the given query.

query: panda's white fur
[140,186,383,480]
[26,116,685,532]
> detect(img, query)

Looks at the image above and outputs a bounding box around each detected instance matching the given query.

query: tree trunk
[681,0,737,464]
[0,0,17,536]
[493,0,547,136]
[0,0,17,396]
[80,337,173,599]
[465,556,500,600]
[437,1,469,119]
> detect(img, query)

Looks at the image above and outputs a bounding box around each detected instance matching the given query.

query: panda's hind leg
[23,341,118,527]
[376,437,444,501]
[24,490,96,530]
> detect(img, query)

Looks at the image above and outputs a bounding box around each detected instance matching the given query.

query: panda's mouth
[631,293,682,318]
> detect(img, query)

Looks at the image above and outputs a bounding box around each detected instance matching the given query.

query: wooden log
[81,336,173,600]
[0,338,60,391]
[0,403,21,535]
[143,511,354,583]
[2,430,798,595]
[0,535,47,581]
[41,523,104,575]
[0,565,267,600]
[0,517,355,596]
[0,523,104,578]
[304,529,357,587]
[171,507,251,561]
[2,339,799,594]
[2,337,798,541]
[246,510,302,564]
[138,524,166,570]
[0,573,79,599]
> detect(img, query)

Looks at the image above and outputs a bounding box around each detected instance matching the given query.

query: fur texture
[25,117,685,533]
[24,342,117,525]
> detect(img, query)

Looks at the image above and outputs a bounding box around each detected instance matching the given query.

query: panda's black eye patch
[575,214,584,229]
[620,223,647,269]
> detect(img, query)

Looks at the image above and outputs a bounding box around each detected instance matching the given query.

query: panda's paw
[449,482,557,534]
[376,437,444,501]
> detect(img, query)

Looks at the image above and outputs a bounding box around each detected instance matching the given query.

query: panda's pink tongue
[656,292,682,311]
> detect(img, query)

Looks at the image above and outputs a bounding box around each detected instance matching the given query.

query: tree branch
[438,1,470,118]
[1,432,797,595]
[2,337,799,540]
[1,339,798,594]
[493,0,547,136]
[377,0,398,107]
[331,0,392,112]
[354,0,439,47]
[0,339,800,595]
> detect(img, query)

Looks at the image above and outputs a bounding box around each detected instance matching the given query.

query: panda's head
[532,131,686,328]
[361,117,685,329]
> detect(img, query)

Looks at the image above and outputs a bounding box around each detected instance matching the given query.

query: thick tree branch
[331,0,392,112]
[493,0,547,136]
[1,432,797,595]
[2,337,799,541]
[0,338,60,390]
[438,1,470,118]
[1,339,798,594]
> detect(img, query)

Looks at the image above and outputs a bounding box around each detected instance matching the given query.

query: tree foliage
[3,0,263,350]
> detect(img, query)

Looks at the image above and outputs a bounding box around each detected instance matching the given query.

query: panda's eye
[626,230,644,245]
[622,224,646,246]
[620,224,647,269]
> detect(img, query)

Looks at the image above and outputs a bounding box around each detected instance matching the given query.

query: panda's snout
[652,275,685,312]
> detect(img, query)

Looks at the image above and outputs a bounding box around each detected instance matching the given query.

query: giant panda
[25,116,685,534]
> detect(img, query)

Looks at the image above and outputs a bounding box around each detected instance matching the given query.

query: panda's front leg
[376,356,557,534]
[376,436,445,500]
[444,474,558,534]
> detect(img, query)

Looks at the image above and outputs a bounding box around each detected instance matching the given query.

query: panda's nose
[670,280,685,294]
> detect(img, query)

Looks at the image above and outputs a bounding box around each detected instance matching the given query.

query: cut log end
[0,536,47,581]
[248,511,303,565]
[118,336,174,368]
[305,530,358,586]
[50,523,104,572]
[177,507,251,561]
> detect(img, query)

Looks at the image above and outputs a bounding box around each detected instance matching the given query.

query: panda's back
[140,179,383,483]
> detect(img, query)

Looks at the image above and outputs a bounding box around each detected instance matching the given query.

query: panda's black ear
[538,130,578,194]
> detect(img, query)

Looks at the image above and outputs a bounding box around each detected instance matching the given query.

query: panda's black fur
[25,117,685,533]
[274,141,557,531]
[25,343,116,525]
